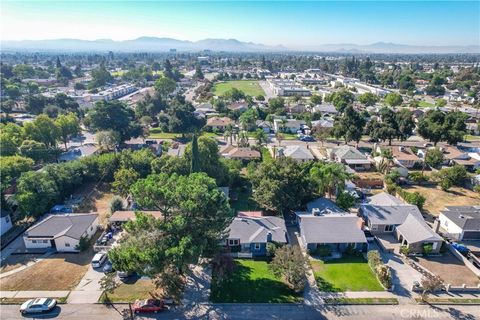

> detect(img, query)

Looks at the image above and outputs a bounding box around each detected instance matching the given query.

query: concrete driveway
[67,265,104,304]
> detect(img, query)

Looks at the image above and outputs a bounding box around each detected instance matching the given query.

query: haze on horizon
[1,0,479,49]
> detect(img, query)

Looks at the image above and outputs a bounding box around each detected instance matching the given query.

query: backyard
[402,185,480,217]
[212,80,265,97]
[310,255,384,292]
[230,186,260,213]
[210,259,302,303]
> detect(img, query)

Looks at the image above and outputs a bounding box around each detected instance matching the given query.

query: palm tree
[238,130,250,147]
[224,124,233,145]
[254,129,268,147]
[380,149,395,174]
[311,163,352,199]
[275,132,284,147]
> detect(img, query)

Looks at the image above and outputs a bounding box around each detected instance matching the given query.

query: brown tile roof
[226,147,261,159]
[390,146,420,161]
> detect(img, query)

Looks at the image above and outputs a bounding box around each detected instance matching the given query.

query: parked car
[91,253,107,268]
[103,260,114,273]
[117,270,134,281]
[20,298,57,314]
[299,135,315,142]
[132,299,165,313]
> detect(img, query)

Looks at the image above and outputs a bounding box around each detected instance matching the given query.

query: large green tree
[110,173,232,296]
[55,112,81,150]
[85,100,141,142]
[332,106,366,144]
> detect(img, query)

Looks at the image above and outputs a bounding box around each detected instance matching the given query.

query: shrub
[336,192,356,210]
[315,244,331,257]
[409,172,428,183]
[474,185,480,194]
[423,243,433,256]
[109,196,124,214]
[75,236,90,252]
[375,264,392,288]
[367,250,382,269]
[266,242,278,257]
[400,245,411,256]
[403,191,426,210]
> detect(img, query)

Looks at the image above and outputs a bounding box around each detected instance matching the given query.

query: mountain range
[1,37,478,54]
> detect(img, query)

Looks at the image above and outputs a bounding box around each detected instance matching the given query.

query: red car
[132,299,165,313]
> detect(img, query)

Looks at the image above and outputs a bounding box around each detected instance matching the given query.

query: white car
[20,298,57,314]
[91,252,107,268]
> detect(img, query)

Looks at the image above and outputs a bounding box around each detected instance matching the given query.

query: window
[5,217,10,223]
[385,225,394,232]
[65,243,71,247]
[228,239,239,246]
[370,224,378,231]
[43,240,48,243]
[254,243,261,250]
[32,240,37,244]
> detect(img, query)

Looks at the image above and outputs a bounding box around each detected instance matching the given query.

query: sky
[1,1,479,48]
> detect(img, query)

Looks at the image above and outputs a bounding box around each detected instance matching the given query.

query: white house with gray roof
[360,192,442,254]
[439,206,480,240]
[225,216,287,257]
[296,198,367,254]
[327,145,371,171]
[274,145,314,162]
[23,213,99,252]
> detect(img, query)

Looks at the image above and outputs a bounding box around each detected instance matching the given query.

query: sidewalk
[67,265,104,304]
[317,291,397,299]
[0,290,70,299]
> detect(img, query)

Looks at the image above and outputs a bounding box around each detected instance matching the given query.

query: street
[1,303,479,320]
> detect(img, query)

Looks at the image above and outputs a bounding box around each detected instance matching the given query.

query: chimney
[267,232,273,242]
[433,219,441,233]
[357,218,365,230]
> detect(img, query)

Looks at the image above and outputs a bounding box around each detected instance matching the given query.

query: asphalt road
[2,303,479,320]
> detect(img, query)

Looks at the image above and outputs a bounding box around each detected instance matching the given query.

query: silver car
[20,298,57,314]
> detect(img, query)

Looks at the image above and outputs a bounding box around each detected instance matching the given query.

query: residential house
[387,146,422,169]
[311,103,338,117]
[1,209,13,236]
[287,103,307,114]
[225,216,288,257]
[206,116,234,131]
[220,146,261,162]
[23,213,99,252]
[296,198,367,253]
[167,143,186,157]
[439,206,480,240]
[273,119,305,133]
[274,145,314,162]
[327,145,371,171]
[256,120,272,133]
[227,102,248,112]
[58,143,98,162]
[360,192,442,254]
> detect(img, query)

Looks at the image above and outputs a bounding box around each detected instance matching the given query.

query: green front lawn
[230,187,259,212]
[210,259,302,303]
[418,101,434,108]
[311,256,384,292]
[213,80,265,97]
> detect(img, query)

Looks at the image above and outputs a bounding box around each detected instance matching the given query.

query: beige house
[206,116,234,131]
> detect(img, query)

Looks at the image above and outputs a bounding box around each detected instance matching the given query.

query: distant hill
[1,37,478,53]
[0,37,286,52]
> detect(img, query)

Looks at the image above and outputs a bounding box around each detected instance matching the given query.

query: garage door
[463,231,480,240]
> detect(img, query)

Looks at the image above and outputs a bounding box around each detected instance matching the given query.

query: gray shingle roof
[396,214,442,243]
[306,198,346,215]
[440,206,480,230]
[227,216,287,244]
[367,192,404,206]
[25,213,98,240]
[332,146,367,161]
[300,215,367,244]
[282,145,314,160]
[361,203,423,225]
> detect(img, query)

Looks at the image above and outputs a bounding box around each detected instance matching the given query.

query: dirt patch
[413,251,480,286]
[403,185,480,216]
[0,248,95,291]
[76,183,114,227]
